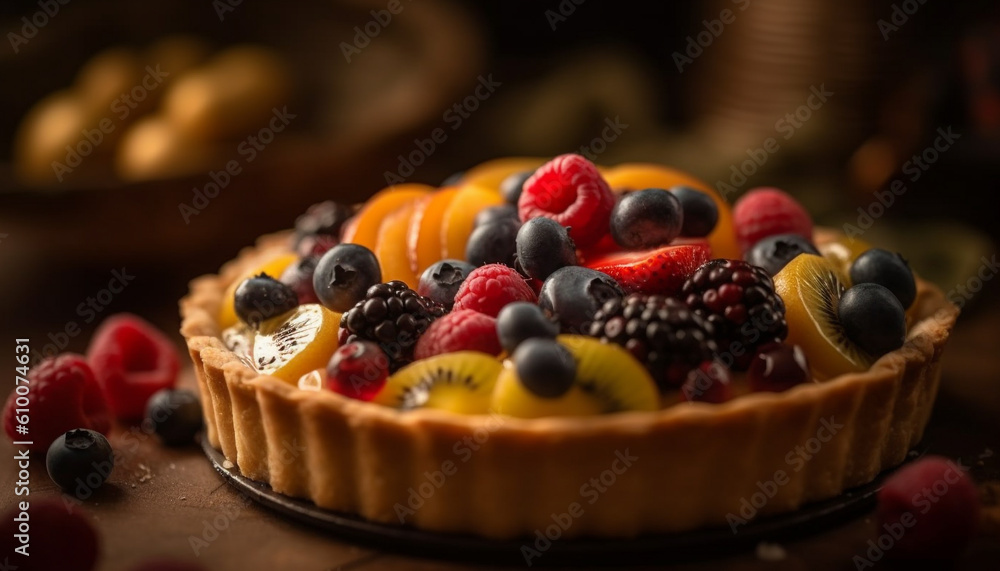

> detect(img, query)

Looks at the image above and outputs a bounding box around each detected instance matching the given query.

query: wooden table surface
[3,303,999,571]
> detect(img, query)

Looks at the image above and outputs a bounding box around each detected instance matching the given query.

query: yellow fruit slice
[773,255,871,380]
[491,335,658,418]
[603,164,740,259]
[407,188,459,276]
[341,184,433,252]
[374,352,502,414]
[252,303,341,384]
[375,202,419,288]
[441,186,504,260]
[456,157,546,191]
[218,252,299,329]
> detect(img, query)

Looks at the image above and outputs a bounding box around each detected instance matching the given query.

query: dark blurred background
[0,0,998,381]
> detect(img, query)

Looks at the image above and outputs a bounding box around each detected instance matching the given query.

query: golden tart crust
[180,231,958,539]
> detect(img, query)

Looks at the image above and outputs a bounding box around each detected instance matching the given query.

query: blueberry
[839,283,906,358]
[474,204,519,229]
[496,301,559,353]
[850,249,916,309]
[417,259,475,308]
[234,274,299,328]
[610,188,683,249]
[745,233,820,276]
[46,429,114,493]
[513,338,576,398]
[466,218,520,268]
[500,170,533,205]
[146,389,203,446]
[515,217,578,280]
[539,266,624,334]
[313,243,382,312]
[669,186,719,238]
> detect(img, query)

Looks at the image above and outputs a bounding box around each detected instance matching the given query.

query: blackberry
[340,281,447,371]
[680,259,787,369]
[588,294,717,390]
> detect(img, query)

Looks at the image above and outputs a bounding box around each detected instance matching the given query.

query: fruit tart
[180,154,957,539]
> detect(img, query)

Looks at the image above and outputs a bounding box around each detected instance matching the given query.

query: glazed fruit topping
[515,217,578,281]
[375,352,501,414]
[45,428,114,493]
[145,389,203,446]
[466,216,520,268]
[474,204,520,229]
[744,233,820,277]
[513,338,577,399]
[88,314,181,420]
[747,343,812,392]
[732,187,813,253]
[341,280,446,371]
[584,241,712,295]
[682,259,788,369]
[500,170,533,205]
[850,248,917,309]
[518,153,615,248]
[416,259,475,309]
[670,185,719,238]
[452,263,537,318]
[588,294,718,389]
[280,256,321,305]
[3,353,111,452]
[325,341,390,401]
[496,301,559,353]
[839,283,906,358]
[877,456,980,559]
[413,309,502,359]
[253,304,341,383]
[538,266,624,334]
[609,188,683,249]
[681,360,733,403]
[293,200,352,255]
[234,273,299,328]
[313,243,383,312]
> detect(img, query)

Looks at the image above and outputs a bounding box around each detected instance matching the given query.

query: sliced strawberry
[87,314,180,421]
[577,233,625,266]
[518,154,615,247]
[583,241,712,295]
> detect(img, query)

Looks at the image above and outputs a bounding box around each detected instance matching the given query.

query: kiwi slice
[374,352,502,414]
[491,335,659,418]
[773,255,872,380]
[252,303,341,384]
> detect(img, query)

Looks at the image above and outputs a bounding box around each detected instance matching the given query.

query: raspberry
[732,187,813,253]
[3,354,111,452]
[681,259,787,369]
[0,499,100,571]
[877,456,980,559]
[518,153,615,247]
[588,295,718,390]
[414,310,501,360]
[452,264,537,317]
[87,314,181,420]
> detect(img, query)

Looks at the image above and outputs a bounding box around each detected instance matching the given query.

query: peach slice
[440,186,504,261]
[407,188,459,276]
[603,164,740,259]
[218,252,299,329]
[456,157,547,191]
[375,202,419,288]
[341,184,433,252]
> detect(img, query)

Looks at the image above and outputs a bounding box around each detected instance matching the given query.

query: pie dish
[180,226,957,539]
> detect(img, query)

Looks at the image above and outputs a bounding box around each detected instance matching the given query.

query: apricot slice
[456,157,547,191]
[407,188,459,275]
[441,186,505,260]
[603,164,740,259]
[218,252,299,329]
[341,184,433,252]
[375,202,419,288]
